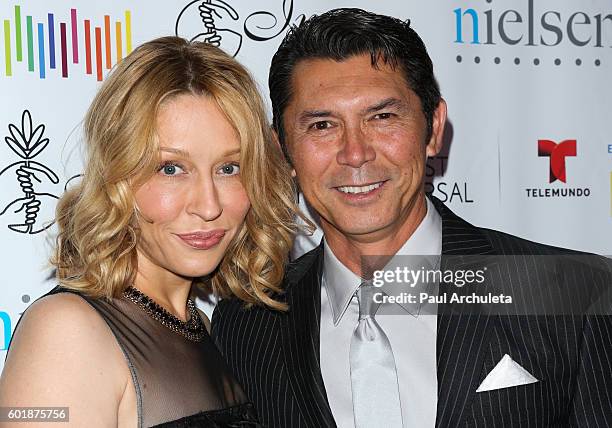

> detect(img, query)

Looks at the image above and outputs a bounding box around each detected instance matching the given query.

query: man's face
[282,54,446,242]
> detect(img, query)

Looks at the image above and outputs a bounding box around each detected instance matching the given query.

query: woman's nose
[186,175,223,221]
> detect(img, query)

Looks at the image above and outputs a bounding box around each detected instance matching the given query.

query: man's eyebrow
[363,97,405,114]
[297,110,332,127]
[295,98,405,127]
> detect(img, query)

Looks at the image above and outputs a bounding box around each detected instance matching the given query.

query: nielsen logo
[454,0,612,47]
[0,311,11,351]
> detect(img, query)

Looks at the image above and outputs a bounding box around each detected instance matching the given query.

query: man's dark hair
[269,8,441,159]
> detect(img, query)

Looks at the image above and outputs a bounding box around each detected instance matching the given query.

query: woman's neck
[133,251,193,322]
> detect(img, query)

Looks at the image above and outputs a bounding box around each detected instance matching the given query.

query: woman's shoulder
[21,289,108,332]
[6,289,124,370]
[0,289,131,423]
[13,289,129,368]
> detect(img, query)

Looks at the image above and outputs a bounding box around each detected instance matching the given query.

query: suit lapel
[280,245,336,427]
[430,196,498,428]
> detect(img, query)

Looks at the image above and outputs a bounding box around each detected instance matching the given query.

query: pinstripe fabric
[212,247,335,428]
[212,196,612,427]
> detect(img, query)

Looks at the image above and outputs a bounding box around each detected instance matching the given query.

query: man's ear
[425,98,447,158]
[272,128,296,177]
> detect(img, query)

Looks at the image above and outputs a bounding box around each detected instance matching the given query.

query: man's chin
[328,219,393,239]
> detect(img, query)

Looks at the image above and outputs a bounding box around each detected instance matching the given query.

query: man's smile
[335,180,387,195]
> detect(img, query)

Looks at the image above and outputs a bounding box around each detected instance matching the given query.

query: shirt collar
[322,197,442,325]
[322,239,362,326]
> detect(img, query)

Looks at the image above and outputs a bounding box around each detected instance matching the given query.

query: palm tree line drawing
[0,110,59,234]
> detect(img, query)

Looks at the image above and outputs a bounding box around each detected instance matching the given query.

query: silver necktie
[350,283,403,427]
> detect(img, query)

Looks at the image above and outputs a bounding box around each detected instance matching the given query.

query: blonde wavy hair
[52,36,308,310]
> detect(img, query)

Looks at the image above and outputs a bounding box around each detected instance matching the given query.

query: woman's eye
[219,163,240,176]
[158,162,185,176]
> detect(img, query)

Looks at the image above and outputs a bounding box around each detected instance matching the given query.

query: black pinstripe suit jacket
[212,196,612,427]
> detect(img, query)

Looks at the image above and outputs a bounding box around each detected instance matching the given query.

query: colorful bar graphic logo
[2,5,132,81]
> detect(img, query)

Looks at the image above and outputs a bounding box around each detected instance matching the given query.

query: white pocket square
[476,354,539,392]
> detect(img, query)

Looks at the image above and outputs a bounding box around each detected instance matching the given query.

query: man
[212,8,612,427]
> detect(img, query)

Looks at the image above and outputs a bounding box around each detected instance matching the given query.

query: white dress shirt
[320,197,442,427]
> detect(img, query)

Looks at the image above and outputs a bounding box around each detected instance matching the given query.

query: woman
[0,37,303,426]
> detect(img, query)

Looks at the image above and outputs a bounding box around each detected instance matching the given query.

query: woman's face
[134,93,250,281]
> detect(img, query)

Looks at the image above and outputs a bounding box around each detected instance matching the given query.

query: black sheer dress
[38,286,261,427]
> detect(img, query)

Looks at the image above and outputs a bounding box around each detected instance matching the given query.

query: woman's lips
[175,230,226,250]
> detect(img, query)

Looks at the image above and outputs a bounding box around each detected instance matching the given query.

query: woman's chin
[172,259,223,280]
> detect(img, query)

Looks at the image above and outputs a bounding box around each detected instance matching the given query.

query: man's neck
[322,195,428,276]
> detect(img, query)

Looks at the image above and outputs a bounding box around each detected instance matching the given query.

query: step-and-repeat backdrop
[1,0,611,370]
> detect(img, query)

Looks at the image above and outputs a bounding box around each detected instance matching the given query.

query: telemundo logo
[525,139,591,199]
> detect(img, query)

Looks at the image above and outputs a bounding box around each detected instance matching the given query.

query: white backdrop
[1,0,611,371]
